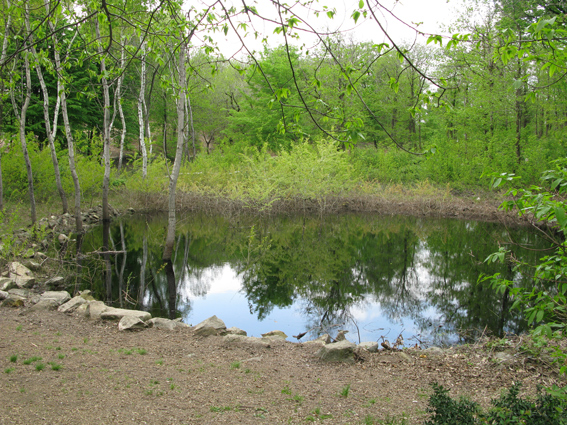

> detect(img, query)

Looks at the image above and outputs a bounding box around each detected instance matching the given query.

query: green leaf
[352,10,361,24]
[359,0,364,8]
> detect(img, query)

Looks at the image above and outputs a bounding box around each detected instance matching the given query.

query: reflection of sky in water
[180,262,442,345]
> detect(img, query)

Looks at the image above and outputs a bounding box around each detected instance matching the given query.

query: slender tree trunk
[163,41,187,261]
[95,16,112,223]
[47,5,83,232]
[27,23,68,213]
[138,41,148,179]
[110,36,126,171]
[12,5,35,224]
[139,234,147,310]
[0,1,12,212]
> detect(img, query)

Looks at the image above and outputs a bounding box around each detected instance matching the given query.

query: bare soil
[0,308,564,425]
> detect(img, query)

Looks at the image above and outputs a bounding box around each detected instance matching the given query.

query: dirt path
[0,308,562,425]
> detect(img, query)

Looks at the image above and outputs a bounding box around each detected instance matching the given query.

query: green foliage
[424,382,567,425]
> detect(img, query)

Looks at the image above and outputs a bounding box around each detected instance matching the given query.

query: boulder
[8,262,35,288]
[194,315,226,334]
[303,334,332,346]
[315,340,356,364]
[7,288,30,299]
[194,325,220,337]
[100,307,151,322]
[44,276,65,289]
[261,330,287,341]
[226,327,247,336]
[57,234,69,244]
[118,316,147,331]
[358,341,379,353]
[1,298,24,308]
[0,277,16,291]
[223,334,271,348]
[335,330,348,342]
[40,291,71,305]
[58,296,87,313]
[0,290,8,300]
[147,317,188,331]
[29,299,59,312]
[86,301,109,320]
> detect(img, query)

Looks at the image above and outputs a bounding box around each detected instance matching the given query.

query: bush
[424,382,567,425]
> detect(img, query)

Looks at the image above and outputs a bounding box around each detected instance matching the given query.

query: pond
[74,213,549,347]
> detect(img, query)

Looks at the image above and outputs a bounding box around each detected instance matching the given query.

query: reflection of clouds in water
[181,263,242,298]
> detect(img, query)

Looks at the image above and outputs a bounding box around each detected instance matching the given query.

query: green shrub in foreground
[425,382,567,425]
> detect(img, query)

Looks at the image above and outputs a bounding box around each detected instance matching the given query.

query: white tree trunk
[26,18,68,214]
[0,0,12,212]
[111,36,127,171]
[138,41,148,179]
[163,41,187,261]
[95,16,112,223]
[46,1,83,233]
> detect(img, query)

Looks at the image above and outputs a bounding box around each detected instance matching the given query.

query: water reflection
[77,213,548,345]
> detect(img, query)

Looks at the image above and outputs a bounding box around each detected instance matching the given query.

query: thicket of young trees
[1,0,567,233]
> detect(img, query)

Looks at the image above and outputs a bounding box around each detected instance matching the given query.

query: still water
[76,213,548,346]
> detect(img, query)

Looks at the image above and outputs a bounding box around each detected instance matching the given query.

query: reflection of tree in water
[79,213,549,342]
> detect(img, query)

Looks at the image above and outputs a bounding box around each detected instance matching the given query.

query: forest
[1,0,566,228]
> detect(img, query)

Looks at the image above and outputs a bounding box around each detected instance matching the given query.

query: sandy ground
[0,308,563,425]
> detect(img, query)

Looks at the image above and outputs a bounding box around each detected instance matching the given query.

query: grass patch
[4,367,14,374]
[49,362,62,371]
[35,363,45,371]
[15,325,22,331]
[23,356,42,365]
[230,361,241,369]
[339,383,351,398]
[9,354,17,363]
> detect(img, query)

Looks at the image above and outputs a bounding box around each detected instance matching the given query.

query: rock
[44,276,65,288]
[79,290,96,301]
[40,291,71,305]
[58,296,87,313]
[8,262,35,288]
[423,347,444,358]
[118,316,147,331]
[147,317,188,331]
[261,330,287,340]
[316,340,356,363]
[86,301,109,320]
[226,327,247,336]
[128,208,135,213]
[397,352,414,363]
[194,325,220,337]
[100,307,151,322]
[1,298,24,308]
[304,334,332,346]
[493,352,514,363]
[24,260,41,271]
[223,334,271,348]
[381,340,392,350]
[335,330,348,342]
[194,315,226,334]
[0,277,16,291]
[76,303,89,317]
[57,234,69,244]
[8,288,30,299]
[29,299,59,311]
[358,341,379,353]
[0,290,8,300]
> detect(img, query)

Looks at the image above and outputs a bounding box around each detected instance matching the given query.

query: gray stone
[118,316,147,331]
[194,315,226,333]
[304,334,332,346]
[423,347,445,358]
[147,317,188,331]
[194,325,220,337]
[223,334,270,348]
[0,290,8,300]
[24,260,41,271]
[226,327,247,336]
[44,276,65,288]
[315,340,356,364]
[261,330,287,340]
[58,296,87,313]
[494,352,514,363]
[0,277,15,291]
[100,307,151,322]
[40,291,71,305]
[335,330,348,342]
[29,299,59,311]
[76,303,89,317]
[57,234,69,244]
[86,301,109,320]
[358,341,379,353]
[397,352,414,363]
[1,298,24,308]
[8,288,30,298]
[8,262,35,288]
